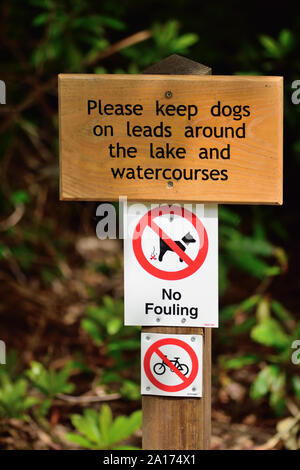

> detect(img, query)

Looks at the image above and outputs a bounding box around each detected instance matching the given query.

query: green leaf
[251,318,290,349]
[256,298,270,322]
[0,374,38,418]
[0,243,8,259]
[172,33,198,51]
[250,365,279,400]
[68,406,142,449]
[66,433,95,449]
[271,300,293,323]
[291,375,300,400]
[100,371,121,385]
[99,404,113,446]
[108,338,140,352]
[250,365,286,413]
[32,12,50,26]
[81,319,103,345]
[240,295,261,312]
[106,317,122,335]
[98,15,125,31]
[71,409,102,445]
[221,354,259,370]
[231,317,256,335]
[278,29,293,50]
[120,380,141,401]
[259,35,281,58]
[37,398,52,417]
[219,206,240,226]
[108,410,142,445]
[11,190,31,205]
[270,391,285,415]
[26,361,74,397]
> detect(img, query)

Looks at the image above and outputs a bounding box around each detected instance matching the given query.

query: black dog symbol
[158,232,196,262]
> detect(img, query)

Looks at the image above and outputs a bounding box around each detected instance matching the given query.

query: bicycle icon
[153,356,189,376]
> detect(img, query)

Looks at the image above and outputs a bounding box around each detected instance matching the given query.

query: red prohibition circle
[132,205,208,280]
[143,338,199,392]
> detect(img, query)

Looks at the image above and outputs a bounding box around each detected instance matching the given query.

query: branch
[56,392,121,404]
[83,29,152,67]
[0,29,152,134]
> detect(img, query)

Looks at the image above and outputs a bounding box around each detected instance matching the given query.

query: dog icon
[158,232,196,262]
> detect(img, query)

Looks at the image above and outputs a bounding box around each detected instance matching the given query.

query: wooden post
[59,55,283,450]
[142,55,212,450]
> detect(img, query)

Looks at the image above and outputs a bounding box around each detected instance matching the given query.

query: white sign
[124,203,218,327]
[141,333,202,397]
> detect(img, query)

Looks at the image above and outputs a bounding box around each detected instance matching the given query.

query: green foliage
[82,296,124,345]
[26,361,75,415]
[250,365,286,415]
[220,292,300,414]
[251,317,290,350]
[120,380,141,401]
[82,296,140,398]
[259,29,294,60]
[29,0,125,71]
[11,190,31,206]
[0,349,19,379]
[0,373,39,419]
[82,296,140,367]
[220,354,259,370]
[66,405,142,450]
[26,361,75,397]
[120,20,198,71]
[220,221,283,282]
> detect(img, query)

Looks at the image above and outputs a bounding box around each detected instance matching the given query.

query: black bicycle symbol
[153,356,189,376]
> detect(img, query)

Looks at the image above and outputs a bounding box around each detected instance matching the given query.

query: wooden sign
[59,74,283,204]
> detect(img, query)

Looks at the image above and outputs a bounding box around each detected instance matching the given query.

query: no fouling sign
[59,74,283,204]
[124,203,218,327]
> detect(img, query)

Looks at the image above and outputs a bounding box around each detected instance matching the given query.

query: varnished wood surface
[142,326,211,450]
[141,56,212,451]
[59,68,283,204]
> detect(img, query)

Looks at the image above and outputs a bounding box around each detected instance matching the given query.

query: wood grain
[142,326,211,450]
[59,72,283,204]
[141,56,211,451]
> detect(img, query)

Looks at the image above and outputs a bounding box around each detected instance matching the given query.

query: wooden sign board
[59,74,283,204]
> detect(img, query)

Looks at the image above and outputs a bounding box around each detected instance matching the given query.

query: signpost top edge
[58,74,283,83]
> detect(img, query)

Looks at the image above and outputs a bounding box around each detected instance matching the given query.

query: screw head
[191,337,196,342]
[146,335,151,341]
[146,386,150,391]
[167,181,173,188]
[165,90,172,99]
[192,387,197,392]
[181,318,186,324]
[156,318,161,323]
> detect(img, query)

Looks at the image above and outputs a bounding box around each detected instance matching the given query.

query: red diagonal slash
[154,347,189,383]
[148,220,193,266]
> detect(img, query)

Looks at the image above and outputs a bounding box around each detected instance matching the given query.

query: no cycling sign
[124,203,218,327]
[141,333,203,397]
